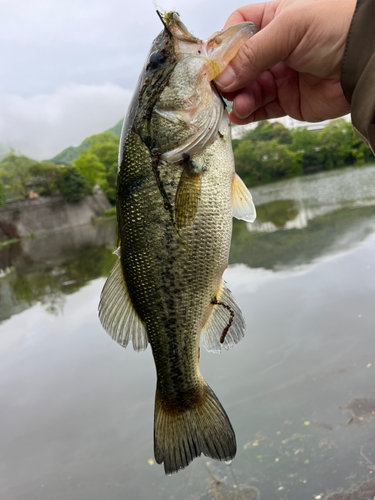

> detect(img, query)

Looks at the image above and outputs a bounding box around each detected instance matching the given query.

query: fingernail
[215,66,235,90]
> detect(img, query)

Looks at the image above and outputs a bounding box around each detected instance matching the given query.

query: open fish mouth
[160,11,259,79]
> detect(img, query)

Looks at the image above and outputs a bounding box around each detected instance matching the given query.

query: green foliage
[72,132,119,203]
[234,138,303,186]
[256,200,299,229]
[2,118,373,207]
[101,206,117,217]
[8,241,117,314]
[0,154,35,201]
[243,121,292,144]
[316,118,374,169]
[73,150,106,188]
[230,204,375,270]
[0,181,5,206]
[52,166,88,202]
[317,118,356,169]
[29,161,60,196]
[235,119,374,187]
[232,138,241,151]
[0,155,90,203]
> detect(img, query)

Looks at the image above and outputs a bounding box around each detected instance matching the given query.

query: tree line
[233,118,374,186]
[0,118,373,206]
[0,132,118,205]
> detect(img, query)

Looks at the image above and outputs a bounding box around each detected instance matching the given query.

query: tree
[317,119,356,169]
[53,166,87,202]
[243,121,292,144]
[0,154,35,201]
[90,136,118,203]
[29,162,60,196]
[73,150,106,188]
[234,139,303,186]
[72,132,119,203]
[289,127,323,172]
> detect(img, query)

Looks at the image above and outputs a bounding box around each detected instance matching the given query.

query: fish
[98,11,258,475]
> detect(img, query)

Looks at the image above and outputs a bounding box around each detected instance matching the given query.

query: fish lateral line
[151,153,184,243]
[211,297,235,344]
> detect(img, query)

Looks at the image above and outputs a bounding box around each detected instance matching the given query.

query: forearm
[341,0,375,152]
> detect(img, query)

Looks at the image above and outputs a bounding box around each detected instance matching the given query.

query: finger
[231,71,277,119]
[221,90,239,102]
[223,2,274,30]
[229,101,286,125]
[268,62,303,120]
[216,11,306,92]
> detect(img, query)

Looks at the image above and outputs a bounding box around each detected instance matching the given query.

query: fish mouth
[204,22,259,73]
[158,12,258,76]
[159,11,202,43]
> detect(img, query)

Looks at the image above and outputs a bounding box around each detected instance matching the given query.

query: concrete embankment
[0,188,111,239]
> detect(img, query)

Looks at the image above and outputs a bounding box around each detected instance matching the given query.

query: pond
[1,165,375,500]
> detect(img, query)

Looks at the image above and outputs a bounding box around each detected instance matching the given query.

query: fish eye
[148,51,166,70]
[214,37,222,45]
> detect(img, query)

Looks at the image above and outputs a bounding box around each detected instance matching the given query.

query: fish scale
[119,129,232,402]
[99,11,258,474]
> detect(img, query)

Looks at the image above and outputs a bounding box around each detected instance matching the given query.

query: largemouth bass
[99,12,258,475]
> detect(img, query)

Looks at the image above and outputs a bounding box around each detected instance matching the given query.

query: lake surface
[1,165,375,500]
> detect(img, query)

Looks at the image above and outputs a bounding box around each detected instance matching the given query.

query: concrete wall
[0,187,112,239]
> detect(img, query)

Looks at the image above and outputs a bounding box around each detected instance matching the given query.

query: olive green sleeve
[341,0,375,153]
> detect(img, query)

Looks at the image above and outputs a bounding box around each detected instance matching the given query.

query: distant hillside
[49,119,123,164]
[106,120,123,137]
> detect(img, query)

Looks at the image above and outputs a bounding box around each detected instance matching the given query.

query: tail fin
[154,383,236,475]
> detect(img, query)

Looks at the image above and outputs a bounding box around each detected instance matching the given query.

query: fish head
[131,12,258,161]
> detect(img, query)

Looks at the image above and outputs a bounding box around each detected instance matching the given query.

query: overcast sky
[0,0,259,160]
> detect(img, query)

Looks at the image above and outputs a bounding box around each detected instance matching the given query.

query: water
[2,165,375,500]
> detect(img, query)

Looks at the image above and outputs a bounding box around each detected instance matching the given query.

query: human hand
[215,0,356,124]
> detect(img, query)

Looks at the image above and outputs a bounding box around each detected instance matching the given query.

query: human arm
[341,0,375,153]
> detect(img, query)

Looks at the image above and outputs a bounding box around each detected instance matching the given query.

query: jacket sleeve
[341,0,375,153]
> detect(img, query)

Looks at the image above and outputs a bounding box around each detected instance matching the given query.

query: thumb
[215,13,304,92]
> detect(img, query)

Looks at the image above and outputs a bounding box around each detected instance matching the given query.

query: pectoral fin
[201,280,246,353]
[175,159,203,228]
[231,173,256,222]
[98,249,148,351]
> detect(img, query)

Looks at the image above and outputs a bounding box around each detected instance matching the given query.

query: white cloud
[0,0,260,158]
[0,84,132,160]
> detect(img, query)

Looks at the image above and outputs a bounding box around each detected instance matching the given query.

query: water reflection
[231,165,375,269]
[1,166,375,500]
[248,164,375,233]
[0,221,116,321]
[231,204,375,269]
[254,199,299,230]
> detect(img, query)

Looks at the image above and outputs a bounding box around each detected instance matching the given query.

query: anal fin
[201,280,246,353]
[98,249,148,351]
